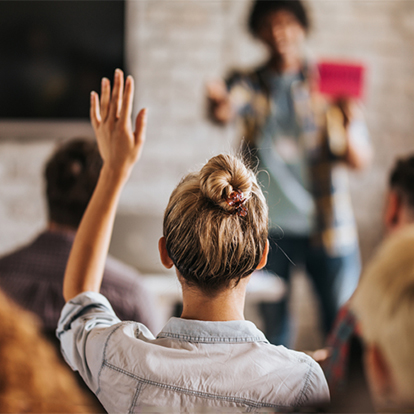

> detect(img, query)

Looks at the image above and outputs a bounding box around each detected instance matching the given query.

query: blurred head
[352,224,414,409]
[249,0,309,59]
[45,138,102,229]
[0,288,94,412]
[384,155,414,234]
[162,154,268,296]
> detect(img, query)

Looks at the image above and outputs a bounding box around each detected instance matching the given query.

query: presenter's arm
[63,69,147,302]
[341,99,373,170]
[206,79,235,124]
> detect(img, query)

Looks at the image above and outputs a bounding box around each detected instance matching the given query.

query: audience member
[207,0,372,347]
[0,288,96,413]
[57,70,329,412]
[321,155,414,410]
[0,138,158,343]
[352,224,414,410]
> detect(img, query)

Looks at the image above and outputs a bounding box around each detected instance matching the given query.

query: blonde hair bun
[163,153,268,295]
[199,154,253,213]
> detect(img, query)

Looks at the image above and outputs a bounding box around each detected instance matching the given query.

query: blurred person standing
[207,0,372,346]
[0,138,158,344]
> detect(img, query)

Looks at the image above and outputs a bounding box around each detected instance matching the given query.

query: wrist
[100,164,131,188]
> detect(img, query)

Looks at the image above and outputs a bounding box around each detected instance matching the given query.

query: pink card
[317,61,366,99]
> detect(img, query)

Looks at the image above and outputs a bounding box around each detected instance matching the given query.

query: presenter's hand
[90,69,147,180]
[334,97,372,169]
[335,97,360,128]
[206,79,233,124]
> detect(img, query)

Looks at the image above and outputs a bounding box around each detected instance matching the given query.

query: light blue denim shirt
[57,292,329,413]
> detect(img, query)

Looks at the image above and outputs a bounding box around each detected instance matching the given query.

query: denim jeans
[260,232,361,347]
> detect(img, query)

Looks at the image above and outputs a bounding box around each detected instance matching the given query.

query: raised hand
[63,70,147,301]
[90,69,147,180]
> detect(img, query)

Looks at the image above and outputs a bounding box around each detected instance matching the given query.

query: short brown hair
[45,138,102,229]
[390,155,414,213]
[248,0,310,37]
[163,154,268,296]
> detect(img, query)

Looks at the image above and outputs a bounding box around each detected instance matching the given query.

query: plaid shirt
[322,302,359,393]
[227,63,367,256]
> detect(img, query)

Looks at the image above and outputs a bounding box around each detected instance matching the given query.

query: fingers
[120,75,134,125]
[134,108,147,146]
[100,78,110,121]
[108,69,124,121]
[90,91,101,130]
[92,70,137,132]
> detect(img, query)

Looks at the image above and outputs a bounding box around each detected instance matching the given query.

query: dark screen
[0,1,125,119]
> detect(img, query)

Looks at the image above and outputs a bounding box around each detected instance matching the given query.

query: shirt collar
[157,317,269,344]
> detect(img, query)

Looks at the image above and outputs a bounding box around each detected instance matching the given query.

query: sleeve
[56,291,121,392]
[226,71,256,117]
[298,358,331,407]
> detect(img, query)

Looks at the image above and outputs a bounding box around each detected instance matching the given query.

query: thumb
[134,108,148,147]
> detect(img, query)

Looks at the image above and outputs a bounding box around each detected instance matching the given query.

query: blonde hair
[352,224,414,402]
[0,289,95,413]
[163,154,268,295]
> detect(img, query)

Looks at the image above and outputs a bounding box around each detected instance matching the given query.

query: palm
[90,69,147,178]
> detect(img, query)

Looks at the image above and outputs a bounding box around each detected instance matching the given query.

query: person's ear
[256,239,269,270]
[364,343,395,406]
[384,190,402,232]
[158,237,174,269]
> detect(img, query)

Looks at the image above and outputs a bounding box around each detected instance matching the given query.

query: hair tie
[225,190,248,217]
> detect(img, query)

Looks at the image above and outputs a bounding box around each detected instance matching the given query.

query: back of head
[248,0,310,37]
[45,138,102,229]
[352,224,414,405]
[390,155,414,215]
[163,154,268,296]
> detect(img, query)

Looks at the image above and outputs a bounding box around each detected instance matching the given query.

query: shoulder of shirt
[267,346,327,385]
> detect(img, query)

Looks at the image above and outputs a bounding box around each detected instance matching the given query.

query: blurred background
[1,0,414,347]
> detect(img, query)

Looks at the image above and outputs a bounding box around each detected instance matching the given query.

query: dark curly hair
[248,0,310,37]
[45,138,102,229]
[390,155,414,211]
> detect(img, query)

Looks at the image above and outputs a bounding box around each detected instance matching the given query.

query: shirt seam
[157,332,268,343]
[103,360,292,410]
[96,324,123,396]
[294,358,313,406]
[128,381,143,414]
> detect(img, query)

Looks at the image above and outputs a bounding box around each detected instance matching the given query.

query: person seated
[320,155,414,410]
[352,224,414,410]
[57,69,330,412]
[0,288,96,413]
[0,137,158,344]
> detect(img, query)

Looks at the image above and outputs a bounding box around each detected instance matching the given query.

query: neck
[269,53,302,74]
[180,275,250,321]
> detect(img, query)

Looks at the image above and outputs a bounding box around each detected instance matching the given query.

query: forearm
[63,167,127,302]
[63,70,146,302]
[344,135,373,170]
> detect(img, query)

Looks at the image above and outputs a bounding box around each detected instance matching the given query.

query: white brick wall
[1,0,414,270]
